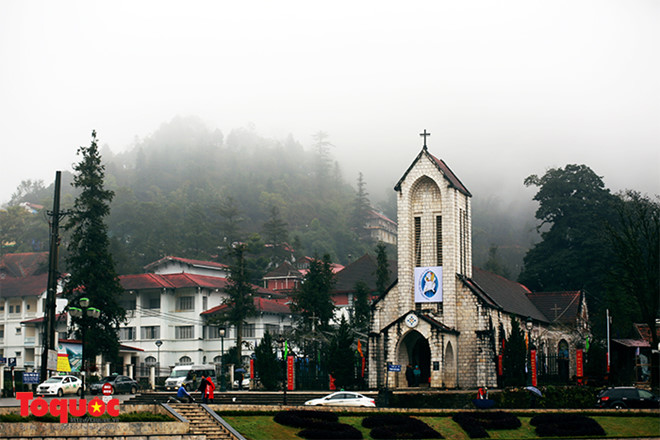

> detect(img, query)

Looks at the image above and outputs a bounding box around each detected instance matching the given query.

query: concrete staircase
[168,403,237,440]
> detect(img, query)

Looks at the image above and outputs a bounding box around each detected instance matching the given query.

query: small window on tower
[414,216,421,267]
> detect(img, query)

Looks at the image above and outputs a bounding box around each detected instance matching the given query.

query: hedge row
[362,414,443,439]
[274,410,362,439]
[452,411,521,438]
[530,414,606,437]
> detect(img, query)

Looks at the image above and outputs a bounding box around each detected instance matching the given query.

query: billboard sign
[414,266,443,303]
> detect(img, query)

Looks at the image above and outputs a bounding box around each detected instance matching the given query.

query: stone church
[367,138,590,389]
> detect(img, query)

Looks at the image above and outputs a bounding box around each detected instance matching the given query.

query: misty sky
[1,1,658,207]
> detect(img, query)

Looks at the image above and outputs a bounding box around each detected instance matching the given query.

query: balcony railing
[24,337,36,346]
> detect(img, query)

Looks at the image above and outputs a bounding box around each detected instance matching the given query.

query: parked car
[596,386,659,409]
[304,391,376,407]
[36,375,82,397]
[89,375,139,395]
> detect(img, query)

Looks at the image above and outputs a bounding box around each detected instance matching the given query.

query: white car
[304,391,376,407]
[36,375,82,397]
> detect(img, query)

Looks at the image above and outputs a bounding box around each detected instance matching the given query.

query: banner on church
[414,266,443,303]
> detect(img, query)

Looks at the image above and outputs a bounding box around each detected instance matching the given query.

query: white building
[0,252,67,371]
[118,257,294,376]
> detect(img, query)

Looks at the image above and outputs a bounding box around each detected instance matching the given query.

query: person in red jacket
[204,376,215,404]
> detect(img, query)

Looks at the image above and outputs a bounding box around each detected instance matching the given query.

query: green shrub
[494,386,597,409]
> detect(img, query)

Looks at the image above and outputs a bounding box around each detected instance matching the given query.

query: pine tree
[254,331,279,390]
[64,131,125,364]
[352,281,370,333]
[375,242,391,294]
[351,172,371,241]
[502,318,527,387]
[327,316,356,389]
[291,254,336,333]
[217,243,258,366]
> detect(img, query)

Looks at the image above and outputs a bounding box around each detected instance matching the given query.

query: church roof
[526,291,583,324]
[381,309,459,335]
[394,147,471,197]
[465,267,548,323]
[333,254,397,294]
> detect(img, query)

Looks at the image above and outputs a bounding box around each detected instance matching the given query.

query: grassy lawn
[222,413,660,440]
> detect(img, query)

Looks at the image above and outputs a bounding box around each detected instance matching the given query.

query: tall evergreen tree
[215,243,257,366]
[352,281,370,333]
[375,242,391,295]
[607,190,659,388]
[502,318,527,387]
[327,316,356,389]
[291,254,336,333]
[64,131,125,365]
[350,172,371,241]
[262,205,289,265]
[254,331,279,390]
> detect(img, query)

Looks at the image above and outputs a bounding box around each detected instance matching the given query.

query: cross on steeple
[419,129,431,149]
[551,303,562,319]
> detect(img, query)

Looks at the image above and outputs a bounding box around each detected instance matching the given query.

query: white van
[164,364,216,391]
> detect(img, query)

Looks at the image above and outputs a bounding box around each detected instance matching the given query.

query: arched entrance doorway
[398,330,431,387]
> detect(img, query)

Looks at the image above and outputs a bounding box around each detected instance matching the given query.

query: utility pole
[40,171,66,382]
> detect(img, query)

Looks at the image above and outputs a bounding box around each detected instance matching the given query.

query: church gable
[394,147,471,197]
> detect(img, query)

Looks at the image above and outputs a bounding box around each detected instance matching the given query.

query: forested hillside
[2,116,534,278]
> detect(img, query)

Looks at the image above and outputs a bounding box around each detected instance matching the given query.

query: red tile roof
[119,273,282,298]
[202,296,291,315]
[21,312,67,325]
[0,273,48,298]
[0,252,48,278]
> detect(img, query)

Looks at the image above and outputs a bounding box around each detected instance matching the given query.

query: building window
[175,326,194,339]
[178,356,193,366]
[145,356,157,365]
[414,216,421,267]
[264,324,279,335]
[203,296,208,311]
[141,326,160,340]
[436,215,443,266]
[207,326,226,339]
[15,327,21,335]
[176,296,194,311]
[119,327,136,341]
[144,295,160,309]
[242,324,255,338]
[9,304,20,314]
[0,325,4,339]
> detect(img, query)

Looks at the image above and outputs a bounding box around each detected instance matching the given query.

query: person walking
[413,365,421,387]
[204,376,215,404]
[197,375,209,404]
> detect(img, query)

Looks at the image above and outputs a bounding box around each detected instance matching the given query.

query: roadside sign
[0,357,5,365]
[387,364,401,372]
[8,358,16,367]
[102,382,113,396]
[22,372,40,384]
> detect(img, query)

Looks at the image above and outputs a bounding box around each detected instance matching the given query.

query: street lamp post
[155,340,162,379]
[69,297,100,400]
[219,328,226,392]
[525,317,533,386]
[276,336,287,405]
